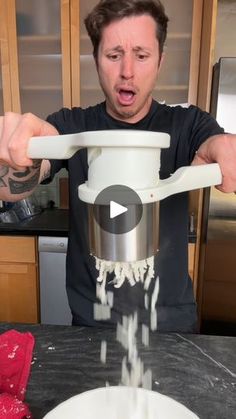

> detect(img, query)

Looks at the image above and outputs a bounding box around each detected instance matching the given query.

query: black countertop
[0,208,197,242]
[0,324,235,418]
[0,209,69,236]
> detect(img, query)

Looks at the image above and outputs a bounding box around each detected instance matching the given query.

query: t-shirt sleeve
[186,106,225,162]
[41,108,73,183]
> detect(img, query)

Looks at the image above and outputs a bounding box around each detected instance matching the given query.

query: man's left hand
[191,133,236,193]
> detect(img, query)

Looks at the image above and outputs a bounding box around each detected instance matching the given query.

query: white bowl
[43,386,199,419]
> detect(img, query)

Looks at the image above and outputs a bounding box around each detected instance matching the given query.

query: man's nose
[120,55,134,79]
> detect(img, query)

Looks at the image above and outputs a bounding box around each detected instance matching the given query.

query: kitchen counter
[0,207,197,242]
[0,324,235,418]
[0,208,69,236]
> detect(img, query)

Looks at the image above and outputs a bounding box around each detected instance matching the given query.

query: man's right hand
[0,112,59,170]
[0,112,59,201]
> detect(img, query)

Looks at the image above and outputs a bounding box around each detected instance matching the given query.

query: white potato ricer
[28,130,222,261]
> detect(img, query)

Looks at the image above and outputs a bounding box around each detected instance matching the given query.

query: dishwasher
[38,236,72,325]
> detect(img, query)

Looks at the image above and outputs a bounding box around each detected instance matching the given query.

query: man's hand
[0,112,59,170]
[192,133,236,193]
[0,112,59,201]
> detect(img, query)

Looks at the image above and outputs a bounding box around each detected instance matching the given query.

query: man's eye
[107,54,120,61]
[137,54,148,61]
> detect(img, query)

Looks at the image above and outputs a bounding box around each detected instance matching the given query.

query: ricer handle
[27,131,170,159]
[79,163,222,204]
[27,133,85,159]
[156,163,222,201]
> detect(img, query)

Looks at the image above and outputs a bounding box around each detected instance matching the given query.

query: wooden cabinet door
[0,0,19,112]
[0,0,72,114]
[0,262,39,323]
[0,236,39,323]
[0,0,213,111]
[201,240,236,322]
[0,235,36,263]
[194,0,219,319]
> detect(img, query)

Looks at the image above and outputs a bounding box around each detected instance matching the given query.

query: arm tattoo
[0,179,7,187]
[9,170,40,194]
[32,159,42,169]
[0,166,8,187]
[13,167,31,178]
[0,159,42,195]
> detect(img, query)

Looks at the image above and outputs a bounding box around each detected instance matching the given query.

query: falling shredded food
[93,254,160,395]
[117,313,152,390]
[95,256,155,289]
[100,340,107,364]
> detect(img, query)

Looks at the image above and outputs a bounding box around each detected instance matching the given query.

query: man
[0,0,235,332]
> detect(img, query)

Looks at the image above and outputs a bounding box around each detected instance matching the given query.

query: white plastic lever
[28,133,85,159]
[79,163,222,204]
[27,131,222,205]
[27,131,170,159]
[154,163,222,201]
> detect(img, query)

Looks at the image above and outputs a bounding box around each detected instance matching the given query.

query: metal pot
[0,209,19,223]
[12,196,41,221]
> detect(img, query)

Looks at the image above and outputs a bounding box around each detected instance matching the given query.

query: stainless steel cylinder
[88,202,159,262]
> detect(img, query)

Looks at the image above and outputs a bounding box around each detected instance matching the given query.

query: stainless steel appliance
[200,57,236,326]
[38,236,72,325]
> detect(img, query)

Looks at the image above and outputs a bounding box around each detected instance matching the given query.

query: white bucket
[44,386,199,419]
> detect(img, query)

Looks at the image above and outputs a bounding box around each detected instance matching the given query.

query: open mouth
[117,88,137,105]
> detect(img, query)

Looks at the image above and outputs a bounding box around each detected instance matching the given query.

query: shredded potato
[94,256,160,394]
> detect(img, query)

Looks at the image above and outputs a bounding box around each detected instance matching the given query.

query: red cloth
[0,330,35,418]
[0,394,32,418]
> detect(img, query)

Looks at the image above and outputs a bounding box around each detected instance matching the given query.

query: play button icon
[93,184,143,234]
[110,201,128,219]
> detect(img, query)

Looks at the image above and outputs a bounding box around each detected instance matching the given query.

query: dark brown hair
[84,0,169,59]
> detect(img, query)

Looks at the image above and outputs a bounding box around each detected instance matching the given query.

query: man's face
[97,15,163,123]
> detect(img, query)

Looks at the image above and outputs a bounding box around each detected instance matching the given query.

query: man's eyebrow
[104,45,152,53]
[104,45,124,53]
[133,46,152,53]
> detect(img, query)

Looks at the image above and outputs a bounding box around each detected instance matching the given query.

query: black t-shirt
[46,100,224,332]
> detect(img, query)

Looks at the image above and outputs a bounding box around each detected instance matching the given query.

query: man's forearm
[192,133,236,193]
[0,111,58,199]
[0,159,42,201]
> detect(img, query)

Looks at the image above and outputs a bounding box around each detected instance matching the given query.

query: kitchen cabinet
[0,236,39,323]
[189,0,219,308]
[201,236,236,322]
[0,0,219,305]
[188,243,196,290]
[0,0,215,112]
[0,52,3,115]
[0,0,74,116]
